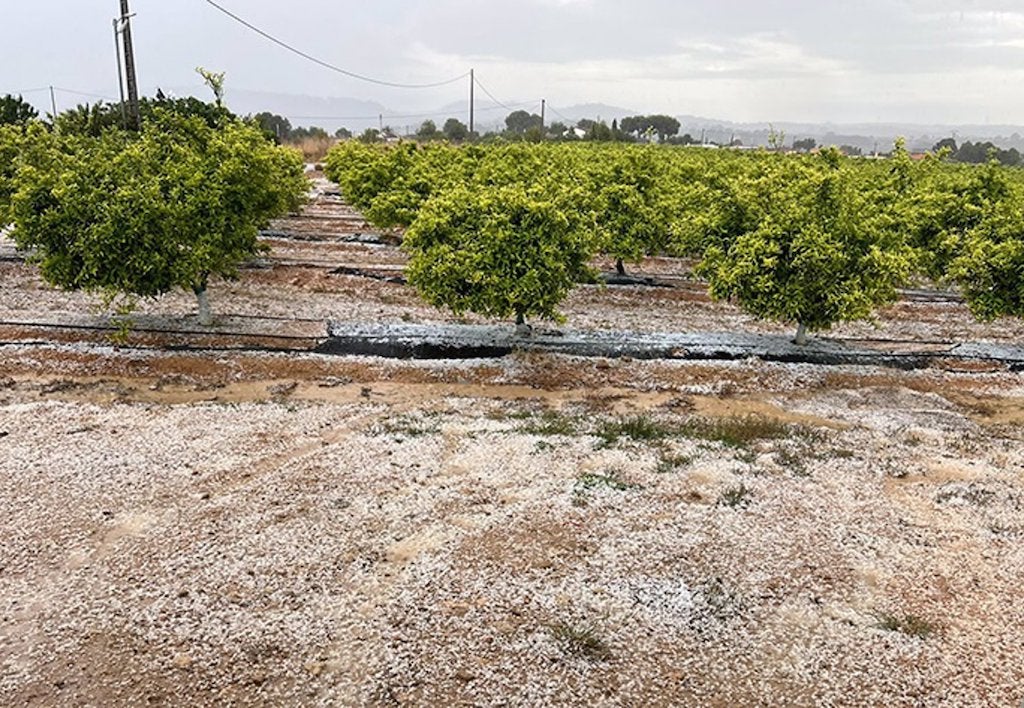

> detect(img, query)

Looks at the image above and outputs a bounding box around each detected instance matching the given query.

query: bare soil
[1,172,1022,706]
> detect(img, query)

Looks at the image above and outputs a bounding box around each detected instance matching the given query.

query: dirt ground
[1,173,1023,706]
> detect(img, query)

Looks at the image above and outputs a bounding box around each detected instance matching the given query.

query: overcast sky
[4,0,1024,125]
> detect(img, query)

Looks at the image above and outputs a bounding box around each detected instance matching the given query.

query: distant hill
[120,86,1024,151]
[671,114,1024,153]
[157,85,389,133]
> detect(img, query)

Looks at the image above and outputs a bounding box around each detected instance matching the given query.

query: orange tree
[6,110,306,324]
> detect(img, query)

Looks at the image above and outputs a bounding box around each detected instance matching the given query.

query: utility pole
[112,19,128,128]
[540,99,545,131]
[118,0,140,129]
[469,69,475,137]
[48,86,57,122]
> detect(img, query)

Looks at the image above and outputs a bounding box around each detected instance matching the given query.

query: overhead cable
[472,76,515,112]
[290,100,539,123]
[5,87,50,96]
[52,87,121,102]
[546,104,573,124]
[203,0,470,89]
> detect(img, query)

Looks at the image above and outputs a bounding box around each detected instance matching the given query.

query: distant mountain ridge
[108,86,1024,151]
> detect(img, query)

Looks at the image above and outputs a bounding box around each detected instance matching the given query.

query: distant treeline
[932,138,1022,166]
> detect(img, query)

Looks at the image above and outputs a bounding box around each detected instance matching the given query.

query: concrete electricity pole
[469,69,475,137]
[118,0,141,130]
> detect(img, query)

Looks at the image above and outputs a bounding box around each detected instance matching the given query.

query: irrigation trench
[1,315,1022,372]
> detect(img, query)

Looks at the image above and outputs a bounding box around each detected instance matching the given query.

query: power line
[52,87,121,103]
[472,75,515,112]
[4,86,120,105]
[547,104,573,124]
[289,101,538,123]
[203,0,470,90]
[5,87,50,96]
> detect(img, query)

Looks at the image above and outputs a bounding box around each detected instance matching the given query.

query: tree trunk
[195,285,212,326]
[615,258,626,277]
[793,322,808,346]
[515,311,531,337]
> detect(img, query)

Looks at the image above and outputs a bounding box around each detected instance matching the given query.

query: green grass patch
[549,620,612,661]
[877,613,935,639]
[683,415,817,449]
[378,414,440,438]
[576,471,636,492]
[596,414,678,446]
[573,471,638,507]
[520,409,581,436]
[655,451,693,474]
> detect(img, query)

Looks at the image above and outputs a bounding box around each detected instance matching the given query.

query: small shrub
[521,409,580,436]
[378,414,439,438]
[576,471,635,492]
[655,451,692,474]
[573,471,638,506]
[549,620,611,661]
[534,440,556,453]
[682,416,815,449]
[717,483,753,508]
[774,446,810,477]
[877,613,935,639]
[936,483,997,507]
[597,414,677,446]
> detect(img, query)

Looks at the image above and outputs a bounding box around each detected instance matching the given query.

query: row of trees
[1,84,308,325]
[0,93,341,148]
[932,138,1023,167]
[298,111,688,147]
[0,90,235,137]
[251,113,355,144]
[324,140,1024,343]
[6,83,1022,346]
[500,112,683,144]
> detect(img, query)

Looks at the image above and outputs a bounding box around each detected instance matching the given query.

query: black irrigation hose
[0,319,321,345]
[0,339,318,356]
[0,316,978,352]
[2,320,1022,372]
[0,249,972,304]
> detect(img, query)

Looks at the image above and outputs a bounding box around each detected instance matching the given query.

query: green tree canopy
[53,91,236,136]
[7,110,307,324]
[505,110,543,135]
[0,124,26,223]
[590,147,672,273]
[290,126,329,141]
[793,137,817,152]
[0,94,38,126]
[620,115,681,142]
[442,118,469,142]
[253,111,292,142]
[416,119,440,141]
[694,151,915,344]
[923,160,1024,321]
[403,184,596,327]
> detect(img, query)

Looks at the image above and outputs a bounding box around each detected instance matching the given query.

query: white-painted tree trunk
[794,322,808,346]
[515,312,532,337]
[196,288,212,326]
